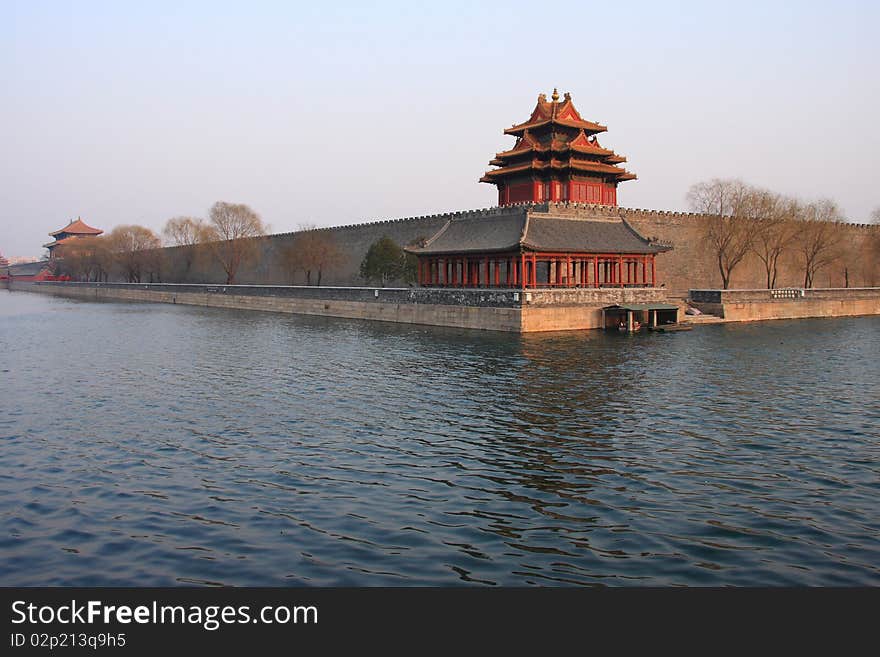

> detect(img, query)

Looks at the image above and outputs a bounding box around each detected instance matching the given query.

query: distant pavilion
[44,218,103,259]
[407,91,669,289]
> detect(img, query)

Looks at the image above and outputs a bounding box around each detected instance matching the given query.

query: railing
[690,287,880,304]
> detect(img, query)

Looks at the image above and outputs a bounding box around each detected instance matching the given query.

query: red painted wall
[500,181,617,206]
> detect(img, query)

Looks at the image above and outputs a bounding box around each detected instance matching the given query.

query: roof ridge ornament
[551,88,559,102]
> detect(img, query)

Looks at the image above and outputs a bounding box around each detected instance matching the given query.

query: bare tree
[106,225,162,283]
[281,224,342,286]
[687,178,753,289]
[55,236,112,282]
[749,192,798,289]
[796,200,843,288]
[206,202,266,284]
[162,216,212,276]
[163,216,212,246]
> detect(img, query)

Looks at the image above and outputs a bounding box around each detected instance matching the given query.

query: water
[1,289,878,586]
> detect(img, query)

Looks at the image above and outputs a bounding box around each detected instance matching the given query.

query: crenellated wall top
[271,202,880,238]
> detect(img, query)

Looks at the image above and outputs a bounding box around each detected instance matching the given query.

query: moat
[1,289,878,586]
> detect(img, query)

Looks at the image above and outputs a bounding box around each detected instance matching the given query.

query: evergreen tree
[359,236,406,286]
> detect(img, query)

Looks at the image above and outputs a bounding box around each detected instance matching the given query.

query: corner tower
[480,89,636,206]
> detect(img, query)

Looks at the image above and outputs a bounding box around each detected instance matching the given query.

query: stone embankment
[688,288,880,321]
[11,281,878,332]
[13,280,671,333]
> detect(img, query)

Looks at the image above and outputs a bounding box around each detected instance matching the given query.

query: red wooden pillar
[531,253,537,288]
[617,255,623,287]
[566,255,572,287]
[494,260,500,286]
[651,256,656,287]
[520,253,526,288]
[593,257,599,288]
[641,256,646,287]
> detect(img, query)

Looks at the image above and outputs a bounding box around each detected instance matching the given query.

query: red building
[480,89,635,206]
[408,91,668,290]
[407,206,668,289]
[43,217,103,259]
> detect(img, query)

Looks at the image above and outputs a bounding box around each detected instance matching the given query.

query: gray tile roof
[407,209,528,255]
[523,216,662,254]
[407,209,668,255]
[7,261,51,276]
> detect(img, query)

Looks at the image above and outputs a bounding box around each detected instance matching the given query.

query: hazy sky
[2,1,878,257]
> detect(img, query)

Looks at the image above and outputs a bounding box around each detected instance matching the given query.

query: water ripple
[1,289,878,585]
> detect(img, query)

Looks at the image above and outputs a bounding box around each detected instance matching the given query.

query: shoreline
[6,280,880,332]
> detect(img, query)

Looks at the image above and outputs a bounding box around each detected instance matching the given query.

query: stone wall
[624,208,879,293]
[689,287,880,321]
[150,203,878,294]
[18,281,673,333]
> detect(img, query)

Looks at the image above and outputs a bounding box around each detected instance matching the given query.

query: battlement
[269,201,876,240]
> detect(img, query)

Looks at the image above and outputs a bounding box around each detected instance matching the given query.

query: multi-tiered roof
[44,218,104,257]
[480,90,635,206]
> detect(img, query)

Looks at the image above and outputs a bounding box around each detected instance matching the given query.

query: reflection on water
[1,289,878,585]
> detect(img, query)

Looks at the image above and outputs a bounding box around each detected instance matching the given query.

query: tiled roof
[49,218,103,237]
[406,210,669,256]
[408,209,528,255]
[504,93,607,135]
[522,217,661,254]
[43,235,83,249]
[7,260,51,276]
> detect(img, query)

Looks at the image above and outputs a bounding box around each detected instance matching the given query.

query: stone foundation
[15,281,676,333]
[689,288,880,321]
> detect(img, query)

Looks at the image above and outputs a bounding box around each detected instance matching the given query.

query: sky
[2,0,878,257]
